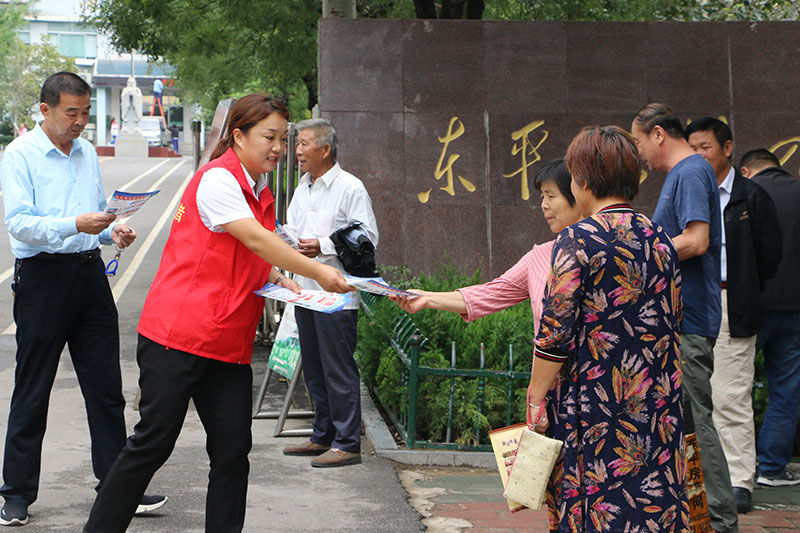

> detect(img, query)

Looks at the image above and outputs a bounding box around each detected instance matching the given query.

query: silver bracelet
[274,275,285,285]
[528,400,548,425]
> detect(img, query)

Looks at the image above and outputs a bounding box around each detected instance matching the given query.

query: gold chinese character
[503,120,549,200]
[418,116,476,204]
[174,203,186,222]
[769,136,800,175]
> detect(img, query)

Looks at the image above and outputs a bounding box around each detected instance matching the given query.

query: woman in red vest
[84,95,351,533]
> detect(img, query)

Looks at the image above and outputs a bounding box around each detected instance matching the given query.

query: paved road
[0,156,422,532]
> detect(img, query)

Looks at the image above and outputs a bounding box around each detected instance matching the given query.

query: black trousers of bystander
[0,253,126,506]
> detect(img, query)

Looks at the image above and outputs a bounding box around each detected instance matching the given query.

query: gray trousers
[682,333,738,533]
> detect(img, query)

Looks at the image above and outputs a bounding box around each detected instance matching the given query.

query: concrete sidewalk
[400,463,800,532]
[0,338,422,532]
[3,331,799,532]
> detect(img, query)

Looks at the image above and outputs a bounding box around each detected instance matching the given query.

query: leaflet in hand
[105,190,160,217]
[254,282,354,313]
[275,223,300,250]
[344,275,420,299]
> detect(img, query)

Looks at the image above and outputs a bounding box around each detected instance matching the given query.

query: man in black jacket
[740,149,800,490]
[686,119,782,514]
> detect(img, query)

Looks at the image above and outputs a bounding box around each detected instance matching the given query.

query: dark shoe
[283,440,330,456]
[135,494,167,515]
[757,468,800,487]
[0,502,28,526]
[733,487,752,514]
[311,448,361,468]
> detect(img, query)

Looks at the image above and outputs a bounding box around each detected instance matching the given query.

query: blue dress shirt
[1,124,115,259]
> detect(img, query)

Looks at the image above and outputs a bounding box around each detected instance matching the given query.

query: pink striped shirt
[457,240,555,334]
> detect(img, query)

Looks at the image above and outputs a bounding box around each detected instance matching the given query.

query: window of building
[47,22,97,59]
[16,22,30,44]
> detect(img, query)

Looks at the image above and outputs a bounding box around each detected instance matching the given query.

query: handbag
[329,222,378,277]
[502,427,563,510]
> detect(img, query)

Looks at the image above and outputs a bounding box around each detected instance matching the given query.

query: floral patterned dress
[534,206,689,532]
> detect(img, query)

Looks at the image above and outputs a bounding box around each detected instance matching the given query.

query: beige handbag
[502,428,563,510]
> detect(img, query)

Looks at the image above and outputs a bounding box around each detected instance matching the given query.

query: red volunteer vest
[138,148,275,364]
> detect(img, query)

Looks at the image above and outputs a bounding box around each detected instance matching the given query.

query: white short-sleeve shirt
[196,164,269,232]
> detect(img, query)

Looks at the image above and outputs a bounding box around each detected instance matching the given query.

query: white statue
[120,76,142,133]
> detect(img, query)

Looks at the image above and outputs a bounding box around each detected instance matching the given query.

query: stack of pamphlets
[255,275,419,313]
[275,223,300,250]
[105,190,160,217]
[343,275,420,299]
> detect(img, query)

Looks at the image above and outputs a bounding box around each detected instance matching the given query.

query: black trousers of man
[0,253,127,506]
[84,335,252,533]
[294,308,361,453]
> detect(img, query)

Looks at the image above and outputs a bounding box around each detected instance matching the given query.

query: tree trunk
[440,0,466,19]
[323,0,356,18]
[303,70,318,111]
[413,0,437,18]
[466,0,485,19]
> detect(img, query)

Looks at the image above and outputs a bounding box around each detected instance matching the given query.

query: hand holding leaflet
[105,190,160,217]
[275,222,300,250]
[344,275,420,299]
[254,282,354,313]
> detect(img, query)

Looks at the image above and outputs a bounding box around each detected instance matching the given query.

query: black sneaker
[757,468,800,487]
[135,495,167,515]
[0,502,28,526]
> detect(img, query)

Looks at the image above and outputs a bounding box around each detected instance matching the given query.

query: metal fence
[359,292,531,451]
[255,122,301,342]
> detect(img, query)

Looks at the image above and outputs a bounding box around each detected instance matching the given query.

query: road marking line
[106,159,172,202]
[115,159,185,227]
[110,168,193,303]
[146,159,184,192]
[99,157,113,163]
[0,266,12,286]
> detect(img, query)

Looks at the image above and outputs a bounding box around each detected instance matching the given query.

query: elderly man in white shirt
[281,118,378,468]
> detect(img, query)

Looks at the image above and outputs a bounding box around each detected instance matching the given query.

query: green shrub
[355,259,535,446]
[357,262,797,452]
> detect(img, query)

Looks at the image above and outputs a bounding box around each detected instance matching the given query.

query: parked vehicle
[139,117,170,147]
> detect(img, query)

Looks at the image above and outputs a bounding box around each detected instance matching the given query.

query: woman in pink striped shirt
[391,158,581,337]
[392,159,581,428]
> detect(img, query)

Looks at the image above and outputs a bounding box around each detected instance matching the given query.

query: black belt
[32,248,101,264]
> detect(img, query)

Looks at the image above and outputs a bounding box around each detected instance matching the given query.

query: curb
[360,383,494,468]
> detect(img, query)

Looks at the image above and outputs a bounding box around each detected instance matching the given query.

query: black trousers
[0,254,126,506]
[294,308,361,453]
[84,335,253,533]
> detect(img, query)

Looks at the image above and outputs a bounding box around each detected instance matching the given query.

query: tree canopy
[0,1,26,58]
[87,0,799,118]
[0,2,76,135]
[0,38,77,130]
[87,0,320,120]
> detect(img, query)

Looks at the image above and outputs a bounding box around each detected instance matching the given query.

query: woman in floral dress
[528,126,689,532]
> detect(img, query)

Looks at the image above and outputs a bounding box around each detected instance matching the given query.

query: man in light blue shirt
[152,78,163,115]
[0,72,164,527]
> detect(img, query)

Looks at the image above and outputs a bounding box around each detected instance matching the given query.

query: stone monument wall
[318,19,800,279]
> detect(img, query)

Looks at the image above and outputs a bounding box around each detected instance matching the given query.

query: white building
[11,0,195,146]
